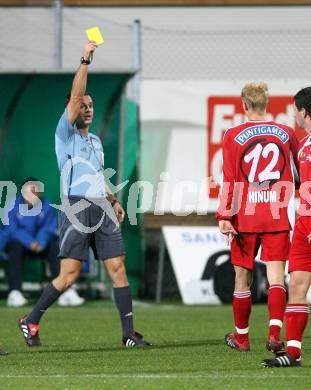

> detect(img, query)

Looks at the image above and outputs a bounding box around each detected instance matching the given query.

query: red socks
[232,286,309,359]
[268,284,286,340]
[285,304,309,359]
[233,291,252,342]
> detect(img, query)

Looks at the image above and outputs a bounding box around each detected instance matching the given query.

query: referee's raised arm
[67,41,97,125]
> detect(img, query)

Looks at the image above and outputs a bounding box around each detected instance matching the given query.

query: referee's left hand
[114,202,125,223]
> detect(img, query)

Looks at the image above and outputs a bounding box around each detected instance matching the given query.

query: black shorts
[58,196,125,261]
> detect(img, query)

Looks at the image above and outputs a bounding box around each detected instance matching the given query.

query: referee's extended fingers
[89,41,98,50]
[83,41,98,58]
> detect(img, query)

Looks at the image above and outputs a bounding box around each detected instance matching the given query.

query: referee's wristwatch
[111,199,119,207]
[81,57,91,65]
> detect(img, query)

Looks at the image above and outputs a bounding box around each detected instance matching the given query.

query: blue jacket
[0,195,58,252]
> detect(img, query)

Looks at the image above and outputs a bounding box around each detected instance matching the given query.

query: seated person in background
[0,178,84,307]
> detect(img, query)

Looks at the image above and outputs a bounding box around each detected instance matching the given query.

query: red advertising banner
[207,96,306,198]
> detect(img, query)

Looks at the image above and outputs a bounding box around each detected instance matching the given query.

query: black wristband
[111,199,118,207]
[80,57,91,65]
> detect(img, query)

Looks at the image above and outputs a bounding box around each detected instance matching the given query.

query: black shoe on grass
[122,331,152,348]
[18,315,41,347]
[0,348,8,356]
[266,336,285,353]
[261,352,301,368]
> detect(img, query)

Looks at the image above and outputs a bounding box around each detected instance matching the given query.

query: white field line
[0,374,310,379]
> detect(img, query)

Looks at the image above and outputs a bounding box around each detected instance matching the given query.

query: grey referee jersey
[55,108,106,198]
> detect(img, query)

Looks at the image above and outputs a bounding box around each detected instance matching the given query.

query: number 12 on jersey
[244,143,281,183]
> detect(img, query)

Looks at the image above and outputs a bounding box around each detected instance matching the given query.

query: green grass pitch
[0,302,310,389]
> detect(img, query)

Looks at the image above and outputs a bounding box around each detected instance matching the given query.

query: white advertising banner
[162,225,231,304]
[141,80,309,213]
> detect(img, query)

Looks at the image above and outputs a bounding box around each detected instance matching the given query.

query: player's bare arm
[67,41,97,124]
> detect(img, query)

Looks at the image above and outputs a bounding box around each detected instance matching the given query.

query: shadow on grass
[13,339,221,354]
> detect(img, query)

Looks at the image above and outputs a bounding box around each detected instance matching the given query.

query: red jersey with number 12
[216,120,299,232]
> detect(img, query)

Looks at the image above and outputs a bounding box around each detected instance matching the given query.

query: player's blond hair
[241,82,269,114]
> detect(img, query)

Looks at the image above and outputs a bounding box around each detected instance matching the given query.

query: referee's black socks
[113,286,134,337]
[27,283,62,324]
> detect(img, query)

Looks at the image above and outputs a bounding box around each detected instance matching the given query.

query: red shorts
[289,217,311,273]
[231,231,290,270]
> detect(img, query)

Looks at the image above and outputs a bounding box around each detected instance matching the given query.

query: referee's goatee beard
[76,117,91,132]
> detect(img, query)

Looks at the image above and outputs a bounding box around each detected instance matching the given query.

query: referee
[18,41,150,348]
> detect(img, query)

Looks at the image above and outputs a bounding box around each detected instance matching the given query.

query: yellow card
[85,26,104,45]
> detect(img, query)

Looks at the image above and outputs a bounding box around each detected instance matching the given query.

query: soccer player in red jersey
[262,87,311,367]
[216,82,299,353]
